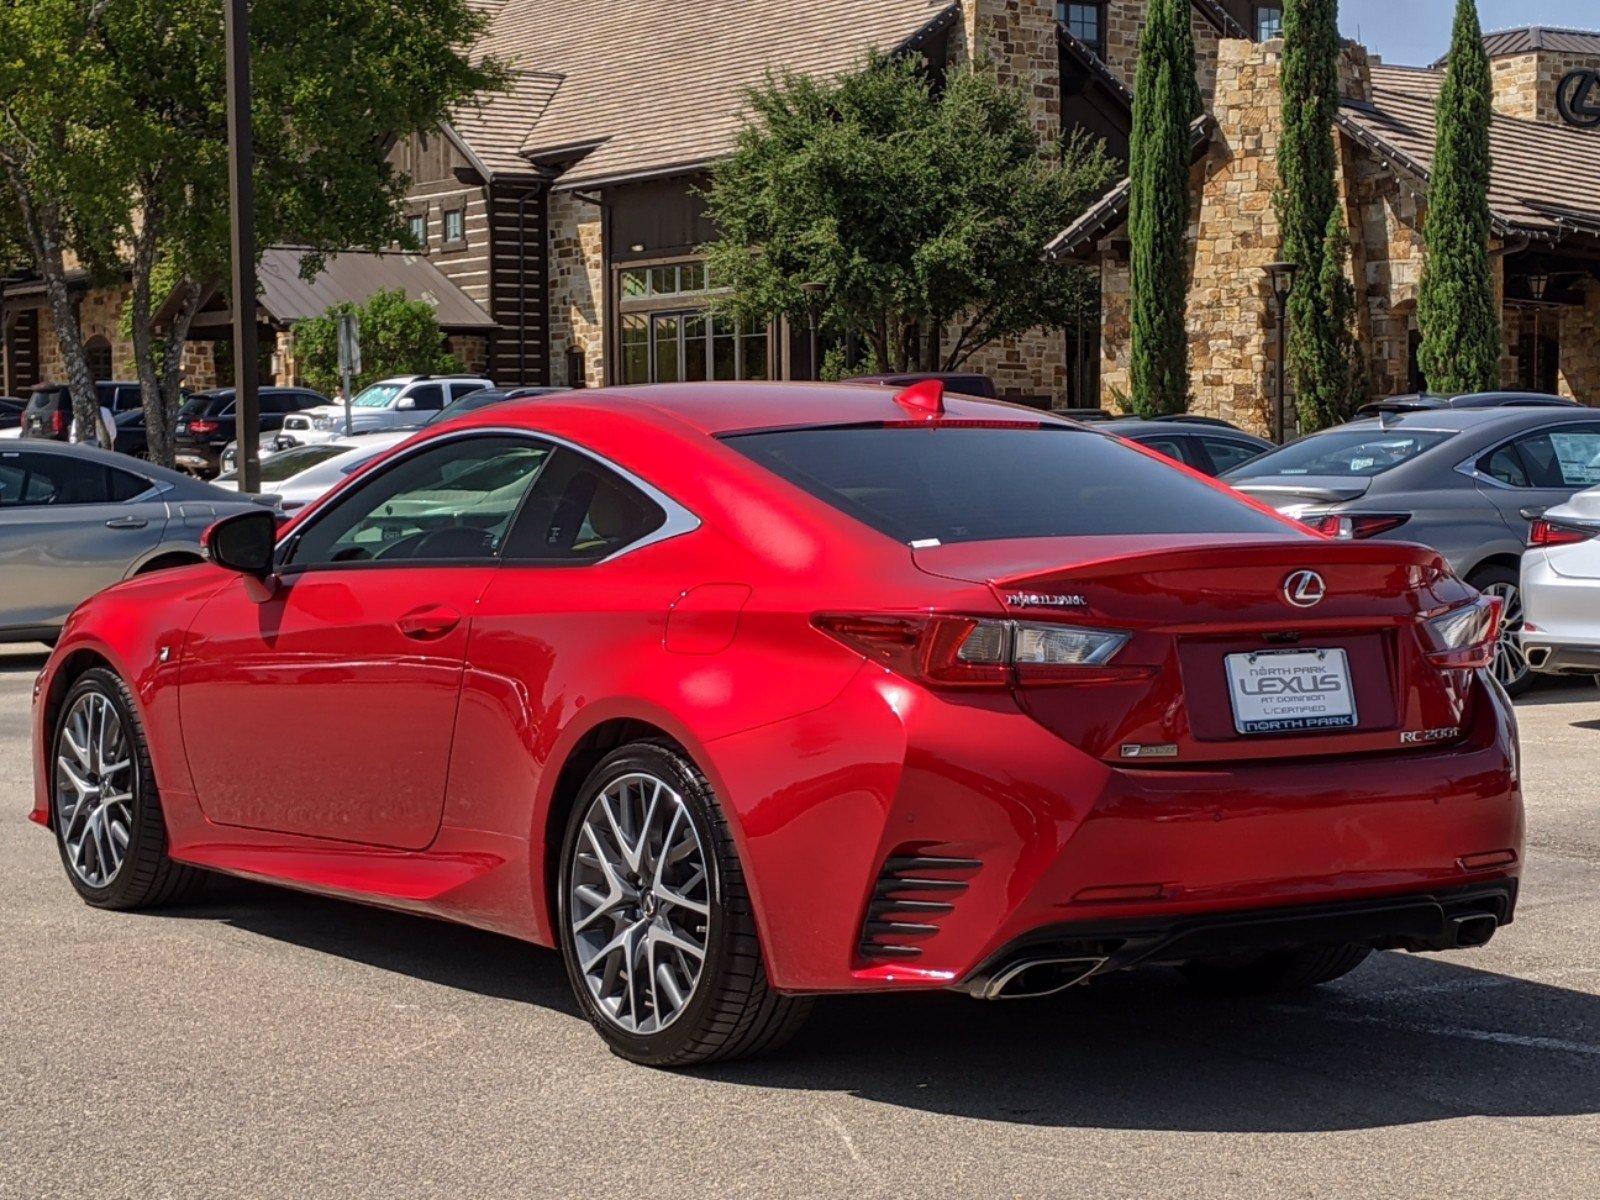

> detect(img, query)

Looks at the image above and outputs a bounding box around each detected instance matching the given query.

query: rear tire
[556,740,811,1066]
[1180,944,1372,994]
[1467,565,1529,696]
[49,668,206,910]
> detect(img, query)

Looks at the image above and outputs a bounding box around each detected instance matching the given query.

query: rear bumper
[708,667,1523,995]
[1522,552,1600,674]
[958,879,1517,997]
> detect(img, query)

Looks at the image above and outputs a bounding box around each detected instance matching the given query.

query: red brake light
[188,419,220,436]
[813,614,1131,689]
[50,410,67,435]
[1424,595,1503,671]
[1528,518,1598,547]
[1305,512,1411,539]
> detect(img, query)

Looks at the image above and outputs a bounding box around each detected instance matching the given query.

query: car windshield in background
[352,384,404,409]
[723,425,1288,545]
[1227,429,1456,479]
[217,444,350,484]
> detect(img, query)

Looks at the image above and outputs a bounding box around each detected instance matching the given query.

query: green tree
[1275,0,1363,431]
[292,289,459,397]
[701,53,1114,374]
[1127,0,1202,416]
[0,0,502,463]
[1417,0,1500,394]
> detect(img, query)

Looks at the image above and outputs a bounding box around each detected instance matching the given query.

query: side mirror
[203,509,278,576]
[396,396,416,411]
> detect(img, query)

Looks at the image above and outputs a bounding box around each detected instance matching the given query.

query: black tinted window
[407,385,445,411]
[724,425,1286,544]
[0,451,144,506]
[1199,436,1264,474]
[503,450,666,562]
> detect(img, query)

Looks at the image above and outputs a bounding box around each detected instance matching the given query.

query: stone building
[1051,24,1600,433]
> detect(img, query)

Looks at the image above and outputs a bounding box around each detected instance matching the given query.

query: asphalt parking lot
[1,644,1597,1199]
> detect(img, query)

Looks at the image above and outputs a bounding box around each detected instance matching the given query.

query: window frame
[272,426,701,574]
[442,207,466,247]
[1461,420,1600,491]
[405,210,428,251]
[1057,2,1107,58]
[1253,4,1284,41]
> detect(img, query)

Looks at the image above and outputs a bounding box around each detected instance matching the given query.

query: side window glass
[1547,429,1600,487]
[286,435,552,568]
[407,385,445,411]
[1131,435,1187,464]
[105,466,150,501]
[452,382,488,401]
[24,454,114,505]
[503,449,667,563]
[1200,436,1263,474]
[1481,443,1531,488]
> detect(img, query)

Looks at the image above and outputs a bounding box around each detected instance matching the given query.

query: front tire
[556,741,810,1066]
[50,668,205,909]
[1180,943,1372,994]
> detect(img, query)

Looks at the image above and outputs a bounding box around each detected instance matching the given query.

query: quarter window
[502,449,666,563]
[1482,428,1600,489]
[285,435,553,567]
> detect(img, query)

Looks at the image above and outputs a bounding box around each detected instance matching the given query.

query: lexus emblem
[1558,69,1600,129]
[1282,570,1327,608]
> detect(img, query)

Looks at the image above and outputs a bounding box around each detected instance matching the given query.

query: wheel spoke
[55,690,134,889]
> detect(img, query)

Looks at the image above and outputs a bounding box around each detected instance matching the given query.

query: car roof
[450,381,1077,439]
[1329,406,1600,434]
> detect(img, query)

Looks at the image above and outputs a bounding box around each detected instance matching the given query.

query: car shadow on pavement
[164,875,580,1015]
[700,952,1600,1132]
[0,650,50,675]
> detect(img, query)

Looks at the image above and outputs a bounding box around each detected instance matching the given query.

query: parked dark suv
[172,386,330,476]
[21,381,143,441]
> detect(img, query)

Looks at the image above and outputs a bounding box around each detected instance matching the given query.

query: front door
[179,432,554,849]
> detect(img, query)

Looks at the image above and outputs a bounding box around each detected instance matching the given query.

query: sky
[1339,0,1600,65]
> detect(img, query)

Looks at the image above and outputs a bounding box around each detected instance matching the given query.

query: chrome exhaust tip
[1525,647,1551,671]
[980,955,1108,1000]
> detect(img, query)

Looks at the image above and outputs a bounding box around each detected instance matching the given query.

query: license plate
[1225,648,1357,735]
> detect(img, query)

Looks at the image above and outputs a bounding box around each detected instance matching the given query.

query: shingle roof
[258,248,496,329]
[1338,63,1600,240]
[459,0,958,189]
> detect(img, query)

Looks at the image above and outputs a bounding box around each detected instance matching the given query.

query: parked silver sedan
[1224,407,1600,694]
[0,441,275,644]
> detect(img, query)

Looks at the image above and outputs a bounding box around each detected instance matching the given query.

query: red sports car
[31,381,1523,1066]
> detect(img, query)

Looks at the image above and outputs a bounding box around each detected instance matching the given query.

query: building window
[83,336,114,382]
[406,212,427,249]
[443,209,465,245]
[1057,3,1106,58]
[616,260,769,384]
[1254,5,1284,40]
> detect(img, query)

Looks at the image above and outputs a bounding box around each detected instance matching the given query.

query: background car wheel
[1179,943,1372,994]
[557,740,811,1066]
[1468,565,1529,696]
[50,668,205,910]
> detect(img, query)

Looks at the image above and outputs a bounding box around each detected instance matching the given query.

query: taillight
[49,410,67,436]
[1424,596,1503,670]
[1528,518,1598,547]
[188,419,220,436]
[1305,512,1411,539]
[813,614,1131,689]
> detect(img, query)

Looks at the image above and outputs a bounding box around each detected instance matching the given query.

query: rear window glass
[181,394,235,418]
[1227,429,1455,479]
[723,425,1287,544]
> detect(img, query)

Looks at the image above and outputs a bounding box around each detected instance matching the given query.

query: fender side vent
[857,854,982,962]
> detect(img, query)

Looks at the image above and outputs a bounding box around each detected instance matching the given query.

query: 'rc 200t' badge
[1005,592,1088,609]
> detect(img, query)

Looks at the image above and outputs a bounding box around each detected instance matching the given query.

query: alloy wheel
[54,690,135,889]
[1480,580,1526,690]
[568,771,711,1035]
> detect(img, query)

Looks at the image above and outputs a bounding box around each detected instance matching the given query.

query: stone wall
[1349,148,1426,398]
[955,0,1061,136]
[1489,50,1600,125]
[1101,2,1227,105]
[448,334,489,377]
[37,285,136,383]
[1558,284,1600,401]
[547,189,605,388]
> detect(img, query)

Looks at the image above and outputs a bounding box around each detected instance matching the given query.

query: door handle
[1520,506,1547,521]
[105,516,149,529]
[396,605,462,640]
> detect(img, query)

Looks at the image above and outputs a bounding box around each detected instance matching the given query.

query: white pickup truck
[290,375,494,442]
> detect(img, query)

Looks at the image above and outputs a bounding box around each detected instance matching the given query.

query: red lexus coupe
[30,381,1523,1066]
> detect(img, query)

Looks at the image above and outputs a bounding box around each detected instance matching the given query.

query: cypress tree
[1275,0,1362,432]
[1417,0,1500,393]
[1127,0,1200,416]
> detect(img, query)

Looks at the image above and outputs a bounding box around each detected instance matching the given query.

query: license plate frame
[1225,647,1358,735]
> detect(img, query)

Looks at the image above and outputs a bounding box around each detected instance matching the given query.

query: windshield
[217,444,351,485]
[1225,429,1456,479]
[724,425,1288,545]
[352,384,405,409]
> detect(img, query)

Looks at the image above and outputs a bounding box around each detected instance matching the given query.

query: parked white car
[1521,485,1600,678]
[294,375,493,441]
[212,430,412,513]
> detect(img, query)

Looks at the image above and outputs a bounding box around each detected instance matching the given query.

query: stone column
[548,190,605,387]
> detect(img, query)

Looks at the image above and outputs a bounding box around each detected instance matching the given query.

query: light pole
[800,281,826,380]
[224,0,260,494]
[1263,261,1299,444]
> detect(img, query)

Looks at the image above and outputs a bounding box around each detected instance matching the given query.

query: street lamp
[800,281,826,381]
[1263,261,1299,444]
[223,0,260,494]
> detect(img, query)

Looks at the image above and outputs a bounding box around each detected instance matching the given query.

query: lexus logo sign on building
[1558,69,1600,129]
